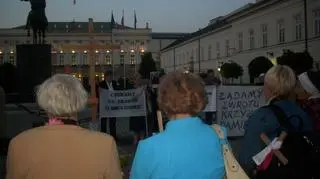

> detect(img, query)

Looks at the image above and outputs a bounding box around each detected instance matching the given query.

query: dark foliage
[138,52,157,79]
[248,56,273,83]
[277,50,313,75]
[220,62,243,79]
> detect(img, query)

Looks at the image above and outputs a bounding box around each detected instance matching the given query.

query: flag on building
[134,10,137,29]
[121,9,124,28]
[111,11,115,29]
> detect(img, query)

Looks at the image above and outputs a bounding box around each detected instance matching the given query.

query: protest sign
[99,87,147,118]
[216,86,265,137]
[203,85,217,112]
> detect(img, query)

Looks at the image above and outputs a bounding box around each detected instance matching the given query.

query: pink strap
[47,118,64,125]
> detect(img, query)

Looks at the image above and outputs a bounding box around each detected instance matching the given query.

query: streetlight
[60,50,63,54]
[84,50,87,53]
[106,50,110,53]
[10,50,14,54]
[140,49,145,53]
[72,50,75,54]
[0,51,2,54]
[95,50,99,53]
[130,49,135,53]
[120,49,124,53]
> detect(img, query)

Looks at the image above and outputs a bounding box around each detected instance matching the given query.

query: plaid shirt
[300,97,320,131]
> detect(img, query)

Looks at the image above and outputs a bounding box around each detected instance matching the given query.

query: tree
[220,62,243,82]
[248,56,273,83]
[138,52,157,79]
[0,63,17,93]
[277,50,313,75]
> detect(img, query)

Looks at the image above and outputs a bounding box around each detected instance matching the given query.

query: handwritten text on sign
[99,88,146,118]
[217,86,265,137]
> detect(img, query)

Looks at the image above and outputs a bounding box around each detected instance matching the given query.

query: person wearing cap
[296,71,320,131]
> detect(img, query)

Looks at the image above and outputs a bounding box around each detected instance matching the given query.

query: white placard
[99,88,147,118]
[216,86,265,137]
[203,85,217,112]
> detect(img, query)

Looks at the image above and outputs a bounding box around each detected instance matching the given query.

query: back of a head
[36,74,88,118]
[158,71,208,117]
[264,65,296,98]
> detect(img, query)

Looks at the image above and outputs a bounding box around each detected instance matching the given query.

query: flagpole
[124,53,126,89]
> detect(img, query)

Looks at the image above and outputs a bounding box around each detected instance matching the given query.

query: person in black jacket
[98,71,118,140]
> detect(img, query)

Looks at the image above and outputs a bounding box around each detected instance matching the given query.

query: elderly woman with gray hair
[6,74,122,179]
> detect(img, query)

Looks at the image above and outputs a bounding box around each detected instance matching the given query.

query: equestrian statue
[21,0,48,44]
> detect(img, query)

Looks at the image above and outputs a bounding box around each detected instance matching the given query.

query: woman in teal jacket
[130,71,225,179]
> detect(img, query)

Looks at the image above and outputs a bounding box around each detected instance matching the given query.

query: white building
[0,21,187,80]
[160,0,320,83]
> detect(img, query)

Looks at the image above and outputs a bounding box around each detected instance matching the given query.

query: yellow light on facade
[79,74,82,78]
[84,50,87,53]
[95,74,99,77]
[0,51,2,54]
[130,49,135,53]
[140,49,145,53]
[120,49,124,53]
[95,50,99,53]
[72,50,75,53]
[72,74,76,77]
[269,57,277,65]
[106,50,110,53]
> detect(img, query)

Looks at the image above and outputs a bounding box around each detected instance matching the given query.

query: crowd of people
[3,64,320,179]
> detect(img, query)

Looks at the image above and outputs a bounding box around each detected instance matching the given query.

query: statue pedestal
[16,44,52,103]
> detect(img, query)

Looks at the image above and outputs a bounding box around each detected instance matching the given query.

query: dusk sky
[0,0,254,32]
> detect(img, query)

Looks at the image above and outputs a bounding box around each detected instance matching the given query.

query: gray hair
[36,74,88,117]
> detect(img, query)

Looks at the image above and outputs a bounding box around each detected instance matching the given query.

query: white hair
[36,74,88,117]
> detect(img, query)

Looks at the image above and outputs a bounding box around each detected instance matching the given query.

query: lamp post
[304,0,309,52]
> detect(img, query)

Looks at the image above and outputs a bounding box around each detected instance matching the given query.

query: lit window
[130,54,135,65]
[71,55,76,66]
[60,55,64,65]
[105,55,112,65]
[120,54,124,65]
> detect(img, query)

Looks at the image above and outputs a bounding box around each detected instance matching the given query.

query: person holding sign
[99,71,118,140]
[130,71,225,179]
[238,65,313,178]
